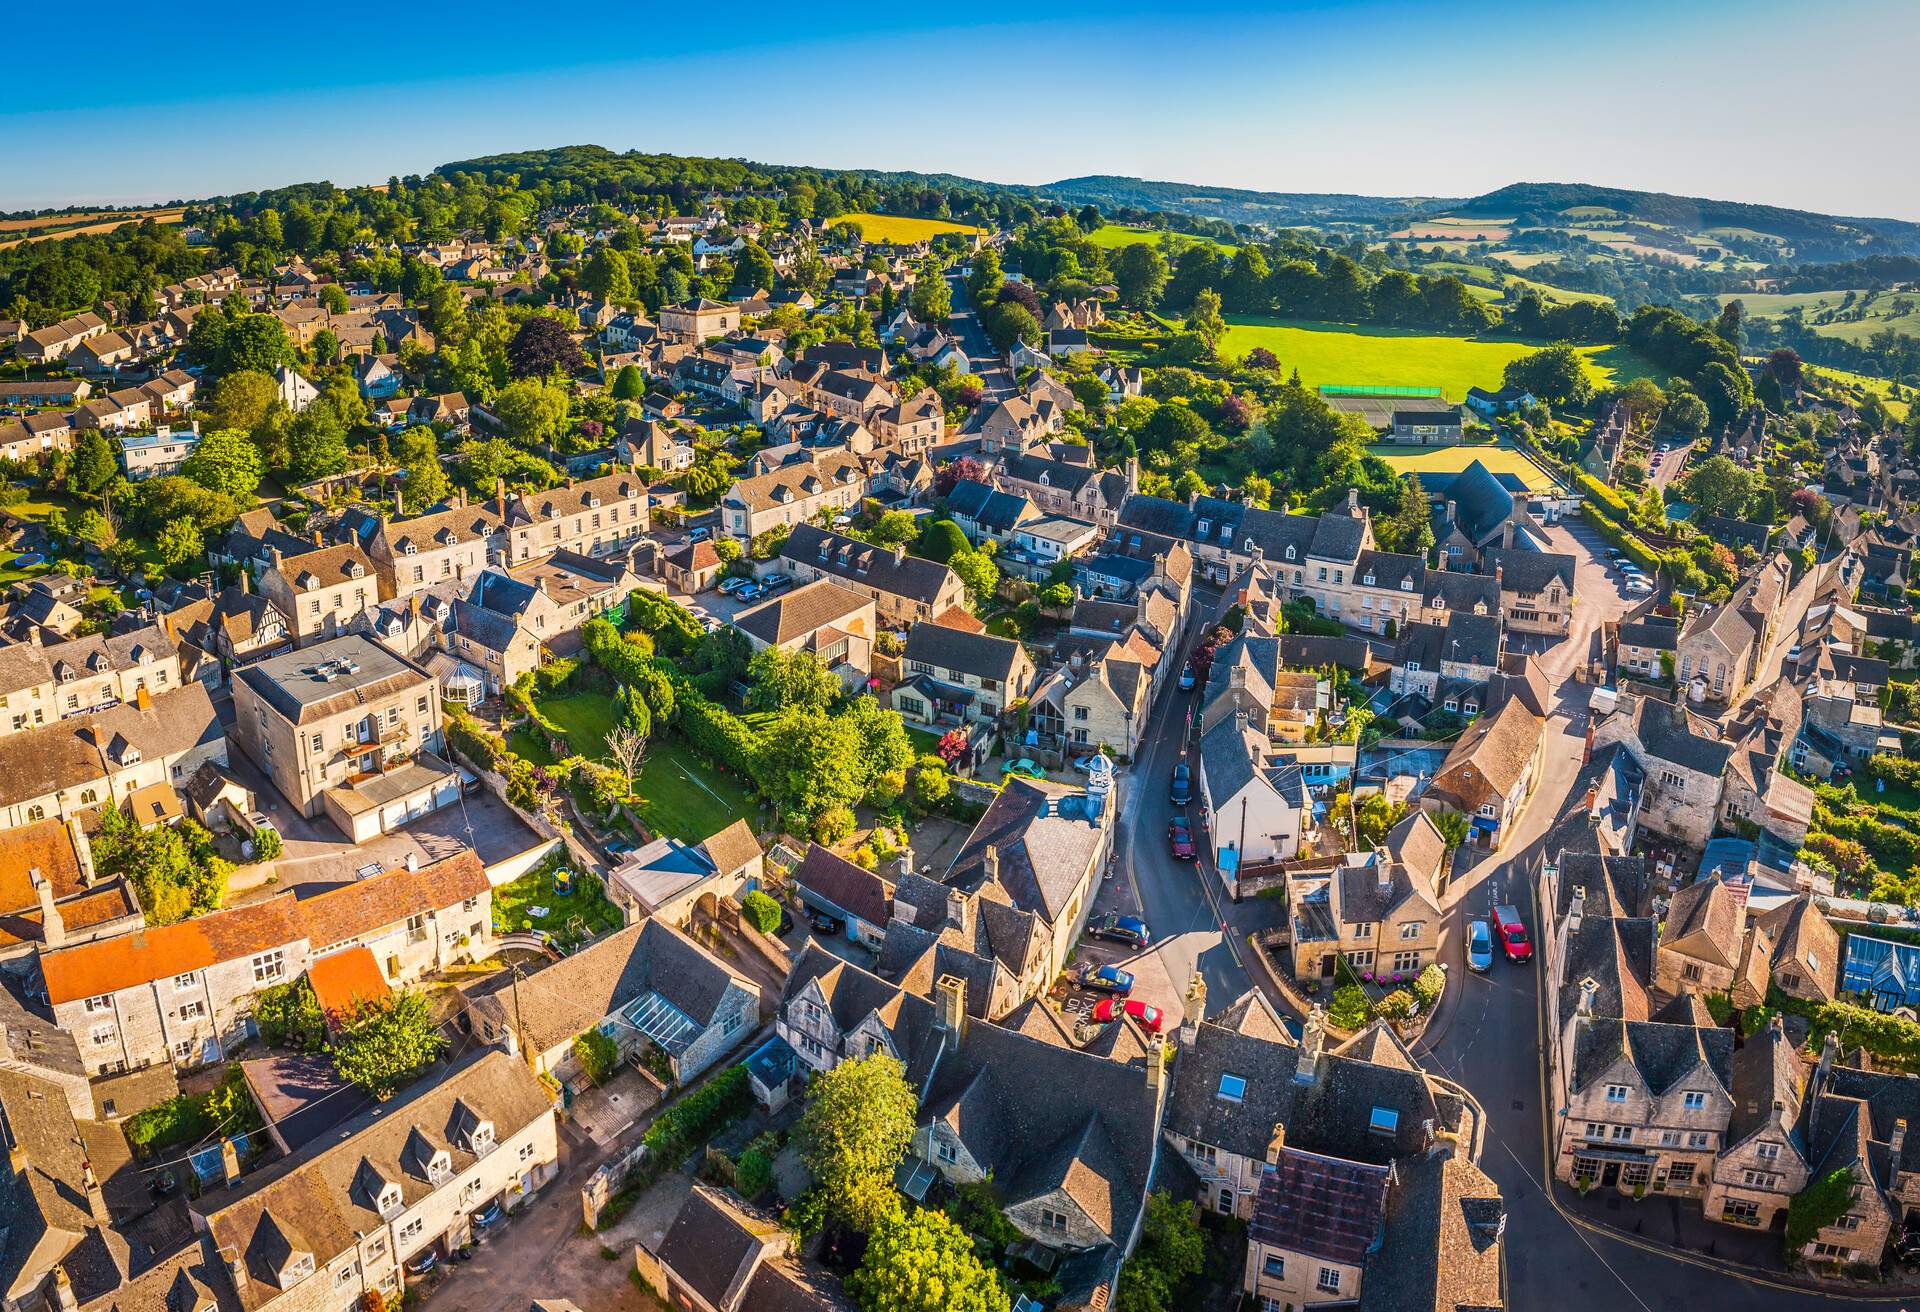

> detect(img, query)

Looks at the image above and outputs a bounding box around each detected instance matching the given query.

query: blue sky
[5,0,1917,218]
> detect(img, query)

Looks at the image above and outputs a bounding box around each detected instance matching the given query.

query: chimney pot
[935,974,966,1037]
[1266,1121,1287,1166]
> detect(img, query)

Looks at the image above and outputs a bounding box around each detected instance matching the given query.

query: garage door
[434,780,458,808]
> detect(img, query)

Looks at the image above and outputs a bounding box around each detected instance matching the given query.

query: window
[1585,1122,1606,1139]
[1350,922,1374,939]
[1392,950,1421,973]
[1605,1084,1629,1103]
[1317,1267,1341,1294]
[398,1219,423,1244]
[85,995,111,1013]
[1723,1198,1760,1222]
[1039,1209,1068,1233]
[518,1142,536,1163]
[1743,1169,1780,1189]
[1682,1091,1707,1110]
[174,971,199,989]
[1073,706,1088,721]
[1369,1107,1399,1136]
[179,1000,207,1021]
[936,1138,958,1164]
[366,1235,386,1261]
[90,1024,115,1046]
[335,1263,358,1288]
[1216,1188,1234,1214]
[1218,1074,1247,1103]
[1810,1242,1853,1260]
[407,913,428,944]
[1572,1155,1600,1184]
[1610,1125,1633,1143]
[173,1039,197,1062]
[1756,1142,1781,1162]
[1345,949,1374,969]
[1688,1132,1710,1148]
[1260,1299,1284,1312]
[1660,1131,1680,1147]
[1190,1142,1218,1167]
[1667,1161,1695,1185]
[1400,921,1423,940]
[252,950,286,984]
[379,1185,403,1215]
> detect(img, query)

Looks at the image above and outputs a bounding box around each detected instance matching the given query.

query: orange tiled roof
[307,944,390,1019]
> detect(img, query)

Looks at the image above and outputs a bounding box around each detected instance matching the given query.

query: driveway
[263,786,546,897]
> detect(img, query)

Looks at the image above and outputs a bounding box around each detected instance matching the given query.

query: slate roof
[782,524,959,605]
[1556,914,1655,1032]
[1660,878,1743,969]
[1199,713,1266,808]
[946,778,1108,926]
[1486,547,1575,594]
[1631,697,1732,776]
[919,1017,1157,1244]
[732,580,869,648]
[1725,1017,1806,1155]
[1250,1146,1390,1265]
[1617,616,1679,651]
[1753,894,1840,998]
[943,479,1032,533]
[1571,1018,1732,1098]
[233,635,429,726]
[0,682,221,810]
[472,918,749,1058]
[1440,610,1502,668]
[1430,698,1543,804]
[792,843,892,927]
[1431,461,1518,546]
[902,622,1024,682]
[1359,1149,1506,1312]
[780,944,945,1087]
[201,1051,550,1312]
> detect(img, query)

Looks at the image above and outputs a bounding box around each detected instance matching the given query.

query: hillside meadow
[828,212,982,243]
[1216,317,1655,396]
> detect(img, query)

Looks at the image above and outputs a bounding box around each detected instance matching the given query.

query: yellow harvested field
[0,208,184,250]
[829,212,983,243]
[1363,442,1560,492]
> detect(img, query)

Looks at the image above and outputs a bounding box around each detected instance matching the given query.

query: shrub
[255,978,326,1053]
[125,1091,214,1152]
[1786,1166,1858,1251]
[573,1028,619,1086]
[813,804,857,845]
[1377,989,1417,1021]
[740,889,783,935]
[1411,964,1446,1011]
[1327,983,1370,1031]
[644,1066,750,1158]
[250,826,283,863]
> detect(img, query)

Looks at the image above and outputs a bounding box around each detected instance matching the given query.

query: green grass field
[1421,260,1610,307]
[1801,363,1910,422]
[830,212,982,243]
[1216,317,1655,394]
[1085,224,1236,254]
[491,854,622,949]
[1720,289,1920,345]
[507,690,621,765]
[1363,442,1560,492]
[631,736,756,844]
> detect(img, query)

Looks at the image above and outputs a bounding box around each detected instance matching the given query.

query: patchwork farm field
[828,212,982,243]
[1216,318,1655,395]
[1363,442,1560,492]
[1085,224,1236,253]
[1720,289,1920,345]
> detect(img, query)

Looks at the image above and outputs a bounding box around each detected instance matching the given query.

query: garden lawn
[829,213,982,243]
[1362,442,1560,492]
[491,854,622,948]
[632,735,757,844]
[1217,317,1654,394]
[905,726,944,756]
[506,690,621,765]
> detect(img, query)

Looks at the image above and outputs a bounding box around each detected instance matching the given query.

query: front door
[1601,1161,1620,1188]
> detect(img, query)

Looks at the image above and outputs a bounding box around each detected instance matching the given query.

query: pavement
[944,271,1016,402]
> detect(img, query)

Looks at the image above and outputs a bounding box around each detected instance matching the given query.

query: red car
[1493,903,1532,963]
[1168,818,1196,860]
[1093,997,1165,1034]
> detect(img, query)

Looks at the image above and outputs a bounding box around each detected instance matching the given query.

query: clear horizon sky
[5,0,1918,220]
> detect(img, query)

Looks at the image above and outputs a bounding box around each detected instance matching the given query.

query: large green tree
[1680,453,1757,518]
[71,429,118,496]
[745,646,840,713]
[849,1207,1009,1312]
[581,247,633,303]
[330,990,447,1097]
[180,428,265,499]
[204,369,280,436]
[1113,242,1169,308]
[287,403,349,480]
[394,426,450,512]
[216,314,293,377]
[493,377,571,448]
[1502,342,1592,408]
[798,1053,920,1232]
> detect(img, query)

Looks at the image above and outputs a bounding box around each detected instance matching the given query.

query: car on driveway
[1170,761,1192,806]
[736,583,765,603]
[405,1250,440,1278]
[1467,918,1494,972]
[1493,904,1532,963]
[1625,577,1654,596]
[1087,912,1151,948]
[761,572,791,594]
[1093,997,1164,1034]
[687,526,712,543]
[472,1198,504,1231]
[1168,818,1196,861]
[718,575,750,595]
[809,910,843,935]
[1081,963,1134,994]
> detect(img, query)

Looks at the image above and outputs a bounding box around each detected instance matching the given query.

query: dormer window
[1400,578,1414,592]
[346,561,364,578]
[402,542,417,555]
[280,1254,314,1287]
[427,1150,452,1185]
[470,1121,495,1155]
[1363,573,1375,587]
[379,1184,402,1215]
[1196,519,1211,537]
[1284,545,1295,561]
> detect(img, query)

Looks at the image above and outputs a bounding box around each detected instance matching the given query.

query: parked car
[761,572,791,593]
[1087,912,1151,949]
[717,575,749,595]
[1493,904,1532,963]
[1093,997,1165,1034]
[809,910,843,935]
[472,1198,504,1231]
[405,1250,441,1278]
[687,526,712,543]
[1168,818,1196,861]
[1466,918,1494,972]
[1081,963,1135,995]
[735,583,765,603]
[1625,578,1654,596]
[1179,664,1196,691]
[1170,761,1192,806]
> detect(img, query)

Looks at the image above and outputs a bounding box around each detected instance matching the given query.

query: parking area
[264,785,547,895]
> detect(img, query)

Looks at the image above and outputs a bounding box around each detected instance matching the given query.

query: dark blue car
[1170,762,1192,806]
[1088,912,1151,949]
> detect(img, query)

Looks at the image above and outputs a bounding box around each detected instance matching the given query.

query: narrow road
[946,270,1015,401]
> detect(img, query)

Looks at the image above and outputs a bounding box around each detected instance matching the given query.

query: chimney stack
[1577,976,1598,1021]
[1294,1005,1326,1085]
[1146,1036,1165,1099]
[52,1266,78,1312]
[945,888,970,938]
[1180,971,1206,1046]
[982,845,1000,887]
[311,529,324,547]
[935,974,966,1038]
[1346,487,1360,516]
[1815,1030,1840,1091]
[1583,713,1596,765]
[1445,499,1456,525]
[135,686,151,711]
[1894,1119,1910,1164]
[1266,1122,1287,1166]
[82,1160,109,1226]
[237,567,250,595]
[31,868,64,948]
[8,1143,26,1176]
[222,1247,248,1291]
[221,1137,242,1188]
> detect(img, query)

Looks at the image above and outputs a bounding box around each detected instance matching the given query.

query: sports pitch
[1362,442,1560,492]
